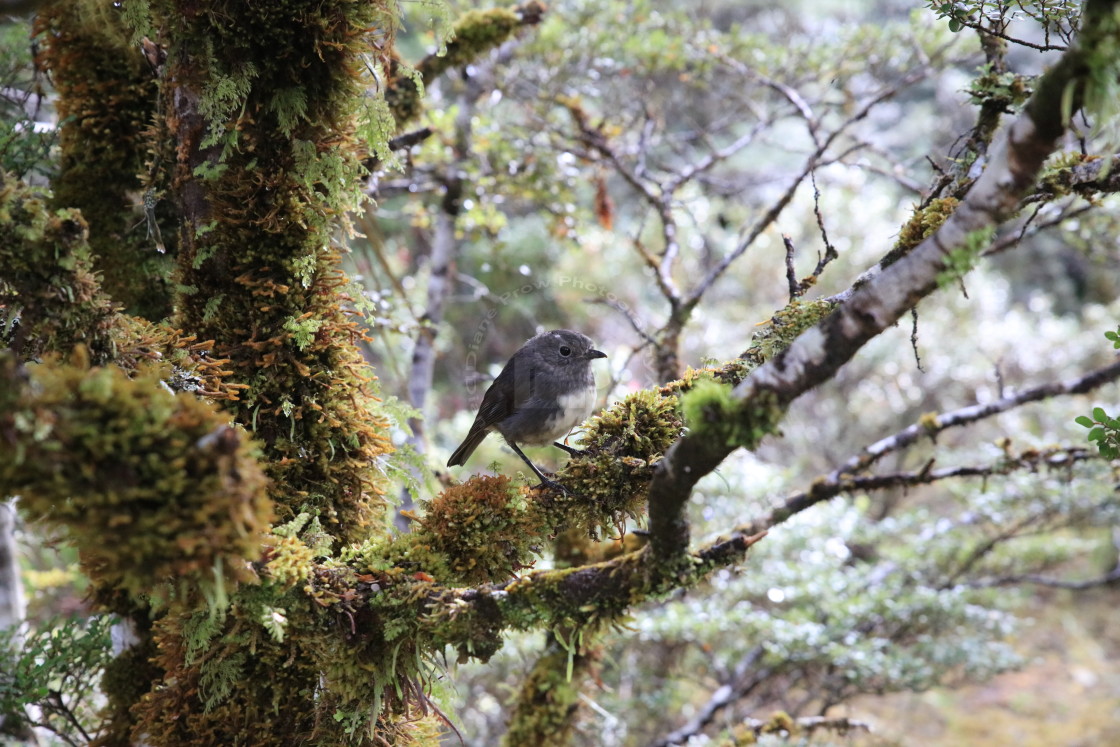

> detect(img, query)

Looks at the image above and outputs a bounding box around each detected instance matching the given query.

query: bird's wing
[446,358,520,467]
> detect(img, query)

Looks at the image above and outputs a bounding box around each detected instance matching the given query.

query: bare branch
[970,566,1120,590]
[953,16,1069,51]
[707,358,1120,543]
[585,297,657,347]
[838,357,1120,478]
[652,647,766,747]
[705,448,1098,564]
[783,234,799,302]
[684,69,927,311]
[662,124,765,195]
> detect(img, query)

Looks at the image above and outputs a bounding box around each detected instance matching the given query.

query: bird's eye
[559,345,572,357]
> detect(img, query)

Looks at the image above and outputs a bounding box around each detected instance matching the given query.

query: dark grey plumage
[447,329,607,487]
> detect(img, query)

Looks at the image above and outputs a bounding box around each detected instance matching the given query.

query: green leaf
[1075,415,1095,428]
[948,18,961,32]
[1093,407,1108,422]
[1088,427,1105,442]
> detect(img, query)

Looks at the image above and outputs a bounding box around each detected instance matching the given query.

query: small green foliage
[936,225,994,288]
[931,1,970,33]
[292,251,318,288]
[1105,326,1120,350]
[0,615,114,743]
[270,87,310,137]
[968,65,1033,110]
[283,314,325,351]
[202,294,224,322]
[357,95,400,166]
[1076,404,1120,460]
[198,56,258,134]
[192,159,228,181]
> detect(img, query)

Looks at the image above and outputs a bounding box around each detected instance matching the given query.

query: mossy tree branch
[0,172,123,362]
[384,1,547,126]
[35,1,173,320]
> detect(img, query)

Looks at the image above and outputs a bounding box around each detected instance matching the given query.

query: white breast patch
[533,387,596,445]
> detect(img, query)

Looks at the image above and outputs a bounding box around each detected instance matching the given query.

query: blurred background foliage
[3,0,1119,744]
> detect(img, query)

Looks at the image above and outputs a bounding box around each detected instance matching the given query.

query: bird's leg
[509,442,565,491]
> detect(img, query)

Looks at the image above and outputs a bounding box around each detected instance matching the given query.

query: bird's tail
[447,425,490,467]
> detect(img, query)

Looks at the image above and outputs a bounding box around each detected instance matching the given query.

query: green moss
[0,351,274,602]
[0,173,122,363]
[883,196,960,267]
[97,633,162,747]
[937,225,995,288]
[424,9,520,80]
[410,475,545,585]
[556,388,683,537]
[681,378,782,451]
[730,299,837,374]
[386,6,538,126]
[156,0,397,541]
[967,67,1033,110]
[502,647,585,747]
[36,1,173,320]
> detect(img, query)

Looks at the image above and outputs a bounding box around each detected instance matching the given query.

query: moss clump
[502,647,584,747]
[0,173,122,363]
[154,0,397,542]
[937,225,995,288]
[427,9,521,77]
[885,196,960,266]
[735,299,837,372]
[0,351,273,600]
[261,535,316,588]
[556,389,683,536]
[35,1,173,320]
[412,475,545,585]
[386,6,540,125]
[97,632,162,747]
[680,377,782,452]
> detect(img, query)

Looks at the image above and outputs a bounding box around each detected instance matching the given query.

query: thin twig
[783,234,799,302]
[684,68,928,311]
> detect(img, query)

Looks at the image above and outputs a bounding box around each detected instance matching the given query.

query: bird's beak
[587,349,607,359]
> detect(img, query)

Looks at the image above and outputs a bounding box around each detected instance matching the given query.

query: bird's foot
[534,475,568,493]
[553,441,586,458]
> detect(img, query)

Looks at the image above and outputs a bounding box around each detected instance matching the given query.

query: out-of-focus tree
[1,0,1119,746]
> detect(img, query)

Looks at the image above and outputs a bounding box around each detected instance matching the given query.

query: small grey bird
[447,329,607,488]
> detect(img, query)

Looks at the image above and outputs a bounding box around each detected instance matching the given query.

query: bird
[447,329,607,488]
